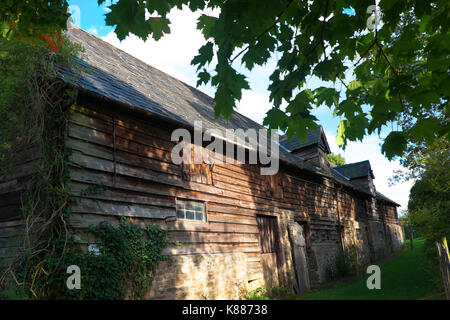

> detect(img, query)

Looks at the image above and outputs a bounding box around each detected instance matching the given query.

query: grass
[288,238,443,300]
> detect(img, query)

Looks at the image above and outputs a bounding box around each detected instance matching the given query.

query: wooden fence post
[435,237,450,300]
[408,225,414,249]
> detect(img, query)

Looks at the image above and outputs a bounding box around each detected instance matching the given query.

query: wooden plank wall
[67,104,273,284]
[0,145,42,266]
[0,98,401,292]
[65,100,399,290]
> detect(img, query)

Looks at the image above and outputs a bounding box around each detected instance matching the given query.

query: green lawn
[289,238,443,300]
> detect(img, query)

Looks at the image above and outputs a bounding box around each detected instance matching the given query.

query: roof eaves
[332,168,350,181]
[318,125,331,154]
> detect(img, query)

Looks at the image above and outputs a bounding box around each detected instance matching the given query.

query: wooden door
[256,215,279,289]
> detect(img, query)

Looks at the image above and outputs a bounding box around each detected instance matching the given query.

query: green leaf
[105,1,148,41]
[196,68,210,87]
[314,58,345,82]
[285,90,318,140]
[197,14,217,40]
[382,131,407,160]
[410,118,440,144]
[148,17,170,41]
[286,90,314,117]
[241,34,276,70]
[212,64,249,119]
[336,99,362,119]
[336,120,348,147]
[263,108,288,131]
[191,42,214,70]
[145,0,172,16]
[348,80,361,91]
[314,87,338,108]
[214,85,234,119]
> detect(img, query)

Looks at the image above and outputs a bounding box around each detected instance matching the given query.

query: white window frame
[176,199,207,222]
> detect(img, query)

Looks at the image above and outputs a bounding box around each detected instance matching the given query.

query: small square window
[186,210,195,220]
[177,201,185,219]
[176,200,205,221]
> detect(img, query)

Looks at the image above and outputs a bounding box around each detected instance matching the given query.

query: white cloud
[87,26,99,36]
[235,90,272,125]
[101,8,206,86]
[325,131,413,211]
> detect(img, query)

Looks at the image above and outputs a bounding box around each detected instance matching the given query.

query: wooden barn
[0,26,404,299]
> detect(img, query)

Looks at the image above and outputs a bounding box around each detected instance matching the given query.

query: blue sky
[66,1,412,211]
[68,0,114,37]
[67,1,360,134]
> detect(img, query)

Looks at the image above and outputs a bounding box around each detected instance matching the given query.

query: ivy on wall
[0,37,78,299]
[46,217,170,300]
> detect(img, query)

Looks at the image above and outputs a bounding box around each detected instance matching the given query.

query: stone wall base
[387,223,405,252]
[146,253,248,300]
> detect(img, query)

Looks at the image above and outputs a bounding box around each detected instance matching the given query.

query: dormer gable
[279,125,331,172]
[334,160,376,194]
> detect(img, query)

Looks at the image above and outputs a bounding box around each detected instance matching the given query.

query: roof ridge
[334,159,370,168]
[61,27,398,206]
[68,27,267,131]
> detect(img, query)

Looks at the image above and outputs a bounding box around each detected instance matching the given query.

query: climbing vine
[0,36,80,299]
[0,37,169,300]
[46,217,169,300]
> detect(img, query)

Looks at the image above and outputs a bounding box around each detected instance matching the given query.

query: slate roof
[334,160,375,180]
[58,26,319,173]
[376,191,399,206]
[57,27,398,206]
[332,161,398,205]
[330,168,399,206]
[279,125,331,153]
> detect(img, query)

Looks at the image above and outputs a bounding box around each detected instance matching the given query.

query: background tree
[100,0,449,159]
[407,137,449,244]
[0,1,69,50]
[1,0,448,159]
[398,210,416,248]
[327,153,345,166]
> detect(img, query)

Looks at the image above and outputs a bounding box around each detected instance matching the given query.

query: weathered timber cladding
[0,27,404,299]
[0,145,44,266]
[0,97,403,297]
[62,101,403,299]
[66,103,271,292]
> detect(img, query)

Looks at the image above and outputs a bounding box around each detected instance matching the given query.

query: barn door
[256,215,280,289]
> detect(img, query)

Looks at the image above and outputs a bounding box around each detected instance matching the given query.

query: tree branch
[353,41,376,67]
[230,0,295,63]
[375,28,398,76]
[303,0,329,59]
[321,0,330,59]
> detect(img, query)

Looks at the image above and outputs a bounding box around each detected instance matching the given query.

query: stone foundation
[366,220,388,262]
[386,223,405,252]
[308,243,340,284]
[147,253,248,300]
